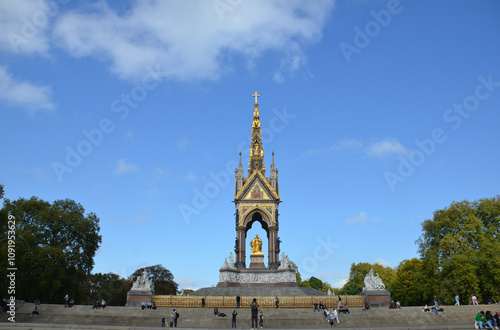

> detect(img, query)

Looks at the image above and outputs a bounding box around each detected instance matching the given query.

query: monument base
[217,268,298,287]
[362,289,391,307]
[125,290,153,307]
[248,254,266,270]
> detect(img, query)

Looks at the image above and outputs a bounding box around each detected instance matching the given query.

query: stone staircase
[1,302,497,329]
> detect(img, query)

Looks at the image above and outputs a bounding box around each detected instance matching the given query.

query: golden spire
[248,91,265,175]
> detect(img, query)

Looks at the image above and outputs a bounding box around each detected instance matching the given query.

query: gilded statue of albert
[250,234,263,255]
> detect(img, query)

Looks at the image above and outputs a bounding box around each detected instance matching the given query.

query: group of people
[475,310,500,329]
[141,301,156,310]
[93,298,106,309]
[64,294,75,308]
[323,308,341,327]
[389,300,402,309]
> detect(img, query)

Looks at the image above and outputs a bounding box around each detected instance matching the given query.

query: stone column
[268,226,280,269]
[235,226,246,269]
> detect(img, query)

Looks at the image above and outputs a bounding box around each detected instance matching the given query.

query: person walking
[236,295,240,308]
[275,295,279,309]
[231,309,237,328]
[473,295,479,305]
[250,298,259,328]
[259,310,264,328]
[333,308,340,324]
[161,317,166,327]
[455,294,460,306]
[64,294,69,307]
[338,295,342,308]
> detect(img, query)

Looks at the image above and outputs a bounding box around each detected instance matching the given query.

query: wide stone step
[1,302,495,328]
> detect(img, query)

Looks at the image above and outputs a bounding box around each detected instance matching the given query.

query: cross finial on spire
[252,91,260,105]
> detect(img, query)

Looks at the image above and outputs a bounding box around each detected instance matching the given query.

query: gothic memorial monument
[217,92,297,287]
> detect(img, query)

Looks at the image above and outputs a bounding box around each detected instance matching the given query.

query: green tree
[0,197,102,303]
[84,273,130,306]
[0,184,4,200]
[392,258,429,306]
[416,196,500,303]
[339,282,362,295]
[129,265,178,295]
[308,276,323,291]
[299,280,312,288]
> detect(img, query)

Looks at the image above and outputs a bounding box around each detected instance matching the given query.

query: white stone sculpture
[278,253,291,270]
[363,268,385,290]
[131,270,154,292]
[228,253,236,269]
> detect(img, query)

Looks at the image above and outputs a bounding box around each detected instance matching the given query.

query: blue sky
[1,0,499,290]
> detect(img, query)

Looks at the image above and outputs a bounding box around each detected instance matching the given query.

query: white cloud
[374,258,391,267]
[0,0,53,55]
[151,166,168,183]
[176,137,189,150]
[183,171,198,182]
[177,278,204,290]
[365,137,409,158]
[126,129,134,141]
[53,0,334,82]
[27,168,47,180]
[113,159,138,175]
[332,278,348,289]
[301,137,408,159]
[345,212,381,225]
[301,138,363,157]
[0,65,54,113]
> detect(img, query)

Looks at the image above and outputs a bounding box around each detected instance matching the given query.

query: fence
[153,295,365,308]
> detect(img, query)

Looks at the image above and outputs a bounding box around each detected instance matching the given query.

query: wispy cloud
[113,159,138,175]
[183,171,197,182]
[176,137,189,150]
[151,166,168,183]
[345,212,381,225]
[177,278,204,290]
[27,168,47,180]
[301,137,408,159]
[0,0,51,55]
[0,66,54,113]
[365,137,409,158]
[374,258,391,267]
[53,1,334,82]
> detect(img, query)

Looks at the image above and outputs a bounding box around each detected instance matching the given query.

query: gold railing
[153,295,365,308]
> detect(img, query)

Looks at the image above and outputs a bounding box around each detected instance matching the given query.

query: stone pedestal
[126,290,153,307]
[362,289,391,307]
[249,254,266,270]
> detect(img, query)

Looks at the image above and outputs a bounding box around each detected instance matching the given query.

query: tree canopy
[83,272,131,306]
[129,264,178,295]
[415,196,500,304]
[0,196,102,303]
